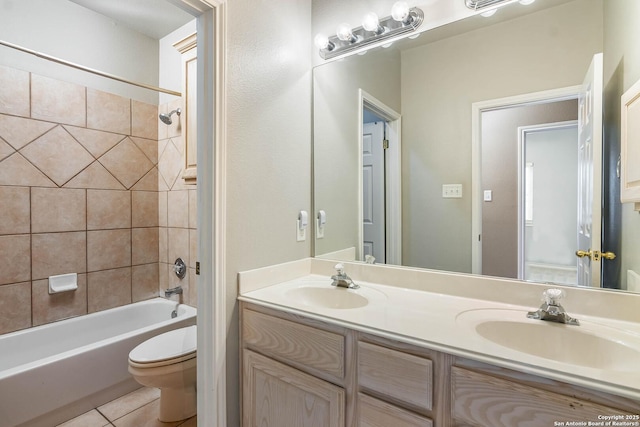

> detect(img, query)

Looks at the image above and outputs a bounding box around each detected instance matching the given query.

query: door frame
[516,120,579,280]
[358,89,402,265]
[170,0,227,425]
[471,85,581,275]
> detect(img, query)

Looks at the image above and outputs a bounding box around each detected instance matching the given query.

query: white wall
[159,20,196,105]
[226,0,312,424]
[0,0,160,103]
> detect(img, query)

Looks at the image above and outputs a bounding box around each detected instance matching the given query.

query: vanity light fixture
[466,0,535,16]
[480,8,498,17]
[519,0,536,4]
[314,1,424,60]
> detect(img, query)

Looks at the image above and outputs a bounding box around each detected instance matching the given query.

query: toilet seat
[129,325,196,367]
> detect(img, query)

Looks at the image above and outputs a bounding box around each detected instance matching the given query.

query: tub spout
[165,286,183,297]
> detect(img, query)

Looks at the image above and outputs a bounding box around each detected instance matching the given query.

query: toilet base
[158,385,197,422]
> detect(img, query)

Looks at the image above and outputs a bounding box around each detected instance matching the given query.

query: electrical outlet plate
[296,220,306,242]
[442,184,463,198]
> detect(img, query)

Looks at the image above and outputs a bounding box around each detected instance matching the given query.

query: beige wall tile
[87,189,131,230]
[64,126,124,158]
[132,227,159,265]
[32,187,86,233]
[87,267,131,313]
[0,186,30,235]
[189,229,197,269]
[158,191,168,227]
[0,235,31,285]
[0,115,56,150]
[158,227,168,264]
[131,100,158,140]
[32,274,87,326]
[131,167,158,191]
[0,153,56,187]
[0,282,31,334]
[20,126,94,186]
[87,229,131,272]
[87,89,130,135]
[32,232,86,280]
[159,262,170,295]
[132,263,159,302]
[0,66,30,117]
[99,138,154,189]
[64,162,126,190]
[168,227,189,267]
[188,189,197,229]
[31,74,86,127]
[131,136,158,165]
[167,190,189,228]
[0,138,14,162]
[132,191,159,228]
[157,140,182,189]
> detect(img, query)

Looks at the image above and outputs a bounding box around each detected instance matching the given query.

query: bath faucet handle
[334,263,345,276]
[542,288,565,305]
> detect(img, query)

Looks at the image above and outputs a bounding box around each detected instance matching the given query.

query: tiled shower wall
[0,65,195,335]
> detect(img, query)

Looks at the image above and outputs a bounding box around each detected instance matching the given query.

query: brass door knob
[575,250,616,261]
[575,250,592,258]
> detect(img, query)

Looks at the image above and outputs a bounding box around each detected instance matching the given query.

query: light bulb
[362,12,383,34]
[336,23,356,43]
[481,8,497,17]
[519,0,535,4]
[391,1,411,23]
[314,33,333,50]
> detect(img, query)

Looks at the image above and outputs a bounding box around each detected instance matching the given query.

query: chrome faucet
[527,288,579,326]
[331,263,359,289]
[165,286,183,298]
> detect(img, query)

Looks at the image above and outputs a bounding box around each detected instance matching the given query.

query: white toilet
[128,325,197,422]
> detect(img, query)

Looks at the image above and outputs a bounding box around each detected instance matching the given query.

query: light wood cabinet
[243,350,345,427]
[173,33,197,184]
[240,302,640,427]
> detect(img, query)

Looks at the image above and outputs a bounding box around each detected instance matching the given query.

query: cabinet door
[243,350,345,427]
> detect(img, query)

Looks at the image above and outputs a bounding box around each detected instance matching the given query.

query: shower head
[159,108,181,125]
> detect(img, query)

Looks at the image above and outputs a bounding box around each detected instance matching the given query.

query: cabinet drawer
[451,367,632,426]
[243,309,345,380]
[358,393,432,427]
[358,341,432,412]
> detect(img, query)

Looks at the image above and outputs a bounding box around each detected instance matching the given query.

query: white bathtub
[0,298,197,427]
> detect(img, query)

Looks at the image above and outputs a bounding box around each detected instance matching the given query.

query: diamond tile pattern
[0,138,14,162]
[99,137,154,189]
[64,125,124,158]
[20,126,94,186]
[0,115,56,150]
[158,139,183,189]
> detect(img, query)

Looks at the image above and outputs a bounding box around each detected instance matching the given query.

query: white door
[363,121,386,263]
[576,53,603,287]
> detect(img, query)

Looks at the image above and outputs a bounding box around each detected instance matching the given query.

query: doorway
[358,90,402,265]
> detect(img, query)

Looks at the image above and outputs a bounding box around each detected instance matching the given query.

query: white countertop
[239,266,640,402]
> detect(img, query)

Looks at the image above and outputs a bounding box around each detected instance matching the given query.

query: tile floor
[56,387,196,427]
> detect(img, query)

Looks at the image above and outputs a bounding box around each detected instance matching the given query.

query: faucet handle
[334,263,345,275]
[542,288,565,305]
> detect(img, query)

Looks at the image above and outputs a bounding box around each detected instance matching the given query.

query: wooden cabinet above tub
[240,302,640,427]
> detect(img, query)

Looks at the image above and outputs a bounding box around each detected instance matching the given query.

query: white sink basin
[457,309,640,371]
[286,286,370,309]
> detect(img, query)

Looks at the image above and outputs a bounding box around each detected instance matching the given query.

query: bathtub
[0,298,196,427]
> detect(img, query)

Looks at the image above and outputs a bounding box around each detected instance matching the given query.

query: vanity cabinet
[240,302,640,427]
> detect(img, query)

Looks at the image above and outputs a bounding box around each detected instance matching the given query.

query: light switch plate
[442,184,462,198]
[484,190,493,202]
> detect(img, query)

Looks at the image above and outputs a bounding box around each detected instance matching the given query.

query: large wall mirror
[313,0,640,292]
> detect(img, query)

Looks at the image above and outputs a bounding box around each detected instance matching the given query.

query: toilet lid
[129,325,196,364]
